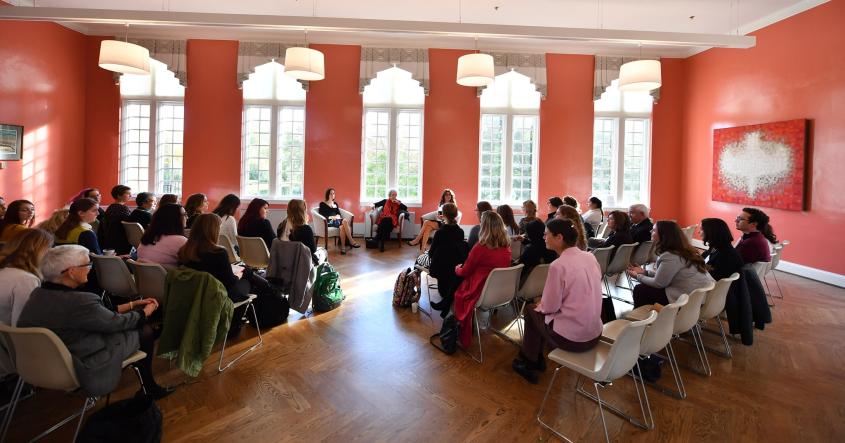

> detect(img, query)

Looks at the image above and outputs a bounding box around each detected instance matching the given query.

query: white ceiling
[4,0,829,57]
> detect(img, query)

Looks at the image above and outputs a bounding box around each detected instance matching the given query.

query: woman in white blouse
[213,194,241,252]
[0,228,52,325]
[581,196,604,234]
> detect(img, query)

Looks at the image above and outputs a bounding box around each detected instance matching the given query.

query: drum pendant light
[456,37,494,87]
[618,59,661,91]
[98,24,150,75]
[284,30,325,81]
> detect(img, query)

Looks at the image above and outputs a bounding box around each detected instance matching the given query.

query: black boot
[379,239,385,252]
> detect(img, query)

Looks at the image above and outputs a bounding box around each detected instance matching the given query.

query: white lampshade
[618,59,662,91]
[284,47,325,81]
[98,40,150,75]
[456,53,494,87]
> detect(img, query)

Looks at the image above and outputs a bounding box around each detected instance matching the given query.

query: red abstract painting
[712,119,807,211]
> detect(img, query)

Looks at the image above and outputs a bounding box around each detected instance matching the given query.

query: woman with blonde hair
[0,228,53,325]
[408,189,457,249]
[278,199,318,259]
[452,211,512,349]
[555,205,588,250]
[36,209,70,235]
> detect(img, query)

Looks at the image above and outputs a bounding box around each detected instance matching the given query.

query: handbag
[415,251,431,269]
[429,314,459,355]
[365,238,380,249]
[78,395,162,443]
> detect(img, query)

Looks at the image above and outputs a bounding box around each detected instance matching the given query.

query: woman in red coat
[453,210,512,349]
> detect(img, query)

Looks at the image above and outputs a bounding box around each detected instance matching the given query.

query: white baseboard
[776,260,845,288]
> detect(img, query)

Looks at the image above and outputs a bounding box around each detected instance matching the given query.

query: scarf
[378,199,401,227]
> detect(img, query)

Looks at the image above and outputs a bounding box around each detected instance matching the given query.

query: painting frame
[0,124,24,161]
[712,119,808,212]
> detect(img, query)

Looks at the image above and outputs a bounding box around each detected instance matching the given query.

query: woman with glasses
[0,200,35,242]
[735,207,776,264]
[17,245,173,399]
[137,204,188,267]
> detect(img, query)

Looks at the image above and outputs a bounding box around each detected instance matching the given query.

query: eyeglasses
[63,262,93,273]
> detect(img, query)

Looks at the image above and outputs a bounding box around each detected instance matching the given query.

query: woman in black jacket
[701,217,744,281]
[237,198,276,250]
[180,214,250,303]
[518,218,557,285]
[589,210,635,260]
[278,199,319,263]
[427,203,467,318]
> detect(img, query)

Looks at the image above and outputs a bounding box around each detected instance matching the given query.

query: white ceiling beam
[0,7,756,49]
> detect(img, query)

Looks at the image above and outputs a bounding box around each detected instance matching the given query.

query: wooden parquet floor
[6,244,845,442]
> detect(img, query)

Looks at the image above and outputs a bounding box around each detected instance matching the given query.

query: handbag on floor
[430,314,459,355]
[78,394,162,443]
[392,267,420,307]
[365,238,380,249]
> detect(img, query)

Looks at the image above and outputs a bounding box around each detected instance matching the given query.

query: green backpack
[312,262,343,312]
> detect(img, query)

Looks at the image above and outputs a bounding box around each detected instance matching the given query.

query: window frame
[478,107,540,207]
[593,105,652,209]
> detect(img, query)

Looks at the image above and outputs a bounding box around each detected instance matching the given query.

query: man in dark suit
[628,203,653,244]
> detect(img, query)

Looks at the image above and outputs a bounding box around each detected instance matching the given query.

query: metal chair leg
[772,271,785,299]
[667,342,687,399]
[535,367,575,443]
[0,377,24,442]
[466,308,484,363]
[631,361,654,429]
[576,377,652,431]
[28,396,96,443]
[218,301,263,372]
[71,397,96,443]
[593,382,611,443]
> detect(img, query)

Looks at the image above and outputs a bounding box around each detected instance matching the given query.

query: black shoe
[350,243,361,249]
[144,385,176,400]
[430,300,444,310]
[512,359,539,384]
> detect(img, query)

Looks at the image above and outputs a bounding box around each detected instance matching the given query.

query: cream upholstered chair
[605,242,638,302]
[236,236,270,270]
[681,224,697,242]
[0,324,146,442]
[121,221,144,248]
[367,206,410,247]
[537,311,657,443]
[607,293,690,400]
[311,207,354,250]
[418,210,463,250]
[698,273,740,358]
[468,264,523,363]
[91,254,139,299]
[218,234,241,264]
[127,259,168,306]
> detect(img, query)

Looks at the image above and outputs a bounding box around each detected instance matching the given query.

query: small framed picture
[0,124,23,161]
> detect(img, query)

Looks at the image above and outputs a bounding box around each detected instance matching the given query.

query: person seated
[453,211,512,349]
[372,190,408,252]
[497,204,520,237]
[546,196,563,221]
[627,220,714,308]
[278,199,318,263]
[212,194,241,252]
[467,201,493,250]
[701,217,744,281]
[408,189,456,249]
[137,203,187,267]
[0,229,52,325]
[554,205,588,250]
[588,210,635,259]
[68,188,104,221]
[54,198,103,254]
[628,203,653,244]
[184,193,208,229]
[35,209,69,235]
[735,207,775,264]
[237,198,276,250]
[158,194,179,206]
[0,199,35,242]
[99,185,133,255]
[319,188,358,253]
[17,245,173,399]
[512,219,603,384]
[129,192,156,229]
[518,200,539,235]
[428,203,468,318]
[0,196,6,219]
[581,196,604,235]
[518,219,558,285]
[181,214,251,304]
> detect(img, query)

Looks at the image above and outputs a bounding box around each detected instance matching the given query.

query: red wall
[83,36,121,197]
[0,21,87,220]
[650,58,685,220]
[680,0,845,274]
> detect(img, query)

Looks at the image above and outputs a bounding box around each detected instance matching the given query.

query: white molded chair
[218,294,263,372]
[591,245,614,277]
[218,234,241,264]
[0,324,146,442]
[512,264,550,340]
[367,207,411,247]
[91,254,139,299]
[127,259,168,306]
[311,207,354,250]
[631,240,654,267]
[768,240,789,298]
[751,260,775,306]
[121,221,144,248]
[605,243,638,302]
[236,236,270,270]
[698,273,740,358]
[468,264,523,363]
[537,311,658,443]
[596,220,609,239]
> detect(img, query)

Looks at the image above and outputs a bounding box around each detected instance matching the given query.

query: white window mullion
[388,108,398,191]
[503,115,514,202]
[147,101,157,193]
[269,106,280,196]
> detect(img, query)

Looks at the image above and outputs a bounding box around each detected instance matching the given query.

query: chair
[218,234,241,264]
[127,259,168,306]
[418,210,463,250]
[0,324,146,442]
[510,237,523,261]
[368,207,410,248]
[237,236,270,270]
[698,273,741,358]
[631,240,654,267]
[91,254,139,299]
[681,224,697,242]
[218,294,263,372]
[537,311,657,443]
[121,221,144,248]
[768,240,789,298]
[605,243,638,302]
[468,264,523,363]
[607,293,690,400]
[311,207,354,250]
[512,264,550,339]
[591,245,614,278]
[751,260,774,306]
[595,220,609,239]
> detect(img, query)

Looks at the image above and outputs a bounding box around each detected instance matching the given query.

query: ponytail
[743,207,777,244]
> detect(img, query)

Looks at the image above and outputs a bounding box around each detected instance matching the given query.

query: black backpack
[78,395,162,443]
[252,283,291,329]
[430,314,459,355]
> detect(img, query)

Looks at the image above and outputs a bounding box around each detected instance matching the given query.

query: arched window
[479,70,540,205]
[592,79,653,207]
[119,59,185,195]
[361,67,425,203]
[241,61,307,200]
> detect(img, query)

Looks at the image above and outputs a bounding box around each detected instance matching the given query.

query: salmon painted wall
[83,36,121,197]
[680,0,845,274]
[650,58,685,220]
[0,21,87,221]
[182,40,243,207]
[424,49,481,223]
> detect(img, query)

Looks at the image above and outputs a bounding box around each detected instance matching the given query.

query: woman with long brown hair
[0,200,35,242]
[184,193,208,229]
[237,198,276,250]
[318,188,358,253]
[180,213,250,303]
[0,228,53,325]
[278,199,318,260]
[627,220,714,308]
[55,198,102,254]
[497,204,520,237]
